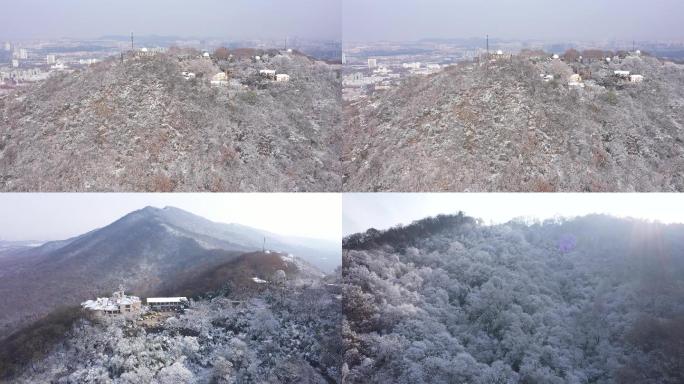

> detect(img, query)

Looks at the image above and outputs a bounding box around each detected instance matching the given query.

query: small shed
[276,74,290,82]
[614,70,630,78]
[630,74,644,83]
[211,72,228,86]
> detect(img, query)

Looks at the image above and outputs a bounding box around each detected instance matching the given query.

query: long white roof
[146,297,188,303]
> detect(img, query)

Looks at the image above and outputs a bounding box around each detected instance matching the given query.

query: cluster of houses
[536,51,645,89]
[259,69,290,82]
[81,286,188,316]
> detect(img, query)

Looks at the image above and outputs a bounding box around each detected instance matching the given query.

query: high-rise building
[46,55,56,65]
[342,53,347,65]
[368,58,377,69]
[19,48,28,59]
[12,59,19,68]
[3,42,10,51]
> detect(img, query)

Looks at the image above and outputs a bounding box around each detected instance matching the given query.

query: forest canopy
[343,213,684,384]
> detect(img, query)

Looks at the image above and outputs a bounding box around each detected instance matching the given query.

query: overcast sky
[0,193,341,243]
[343,194,684,235]
[344,0,684,42]
[0,0,341,41]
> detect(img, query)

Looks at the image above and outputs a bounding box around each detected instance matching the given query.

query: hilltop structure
[81,286,142,315]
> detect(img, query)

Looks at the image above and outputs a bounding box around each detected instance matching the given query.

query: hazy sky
[344,0,684,42]
[0,193,341,243]
[343,193,684,235]
[0,0,341,40]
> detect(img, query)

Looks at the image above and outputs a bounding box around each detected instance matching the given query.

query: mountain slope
[0,51,341,191]
[343,55,684,191]
[10,275,343,383]
[0,206,337,339]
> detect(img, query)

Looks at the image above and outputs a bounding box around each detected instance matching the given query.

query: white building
[81,287,142,315]
[11,59,19,68]
[276,73,290,82]
[146,297,188,311]
[51,62,68,70]
[630,74,644,83]
[79,58,100,65]
[3,42,10,51]
[137,47,156,58]
[210,72,229,86]
[402,62,421,70]
[46,55,56,65]
[18,48,28,59]
[552,54,560,59]
[368,58,378,69]
[614,70,630,78]
[374,66,391,75]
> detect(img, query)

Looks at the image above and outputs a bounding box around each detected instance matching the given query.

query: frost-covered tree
[343,213,684,383]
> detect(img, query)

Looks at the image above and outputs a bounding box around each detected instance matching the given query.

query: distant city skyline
[343,0,684,43]
[0,0,341,41]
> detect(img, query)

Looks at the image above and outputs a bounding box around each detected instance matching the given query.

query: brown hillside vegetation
[0,51,341,192]
[343,55,684,192]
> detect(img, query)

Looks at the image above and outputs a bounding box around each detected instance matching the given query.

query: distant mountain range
[0,240,43,254]
[0,206,339,339]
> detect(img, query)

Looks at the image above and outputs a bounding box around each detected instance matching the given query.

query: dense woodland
[343,214,684,383]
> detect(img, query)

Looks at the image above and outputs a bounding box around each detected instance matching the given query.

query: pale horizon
[343,0,684,43]
[0,193,342,244]
[0,0,341,41]
[343,193,684,236]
